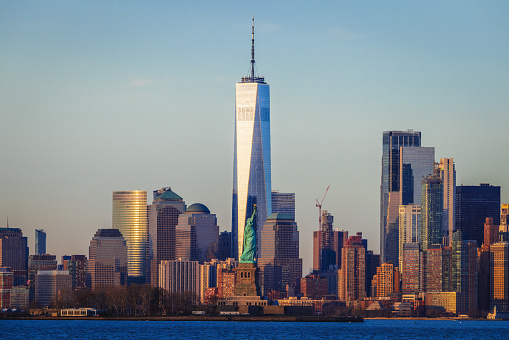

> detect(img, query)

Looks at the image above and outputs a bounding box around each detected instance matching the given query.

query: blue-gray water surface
[1,319,509,339]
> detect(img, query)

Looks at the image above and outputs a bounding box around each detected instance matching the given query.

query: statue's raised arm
[240,204,257,263]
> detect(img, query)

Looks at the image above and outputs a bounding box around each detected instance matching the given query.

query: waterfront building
[365,250,380,297]
[10,285,29,310]
[455,183,500,247]
[66,255,87,290]
[401,243,420,294]
[0,267,13,309]
[380,130,421,264]
[420,173,443,252]
[217,267,236,299]
[424,244,452,292]
[271,191,295,220]
[35,229,46,255]
[87,229,127,290]
[232,17,272,260]
[148,187,186,286]
[28,254,57,302]
[258,213,302,295]
[35,270,71,308]
[374,262,400,297]
[490,242,509,312]
[112,190,148,284]
[338,233,366,301]
[301,274,328,300]
[175,203,219,263]
[424,291,466,314]
[160,259,200,303]
[438,158,456,244]
[399,205,421,269]
[0,227,28,286]
[451,230,478,312]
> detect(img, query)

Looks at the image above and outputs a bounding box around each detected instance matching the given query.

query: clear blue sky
[1,1,509,273]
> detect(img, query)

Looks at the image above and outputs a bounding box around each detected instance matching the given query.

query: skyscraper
[420,173,443,252]
[112,190,148,284]
[0,227,28,286]
[438,158,456,244]
[271,191,295,220]
[232,17,272,260]
[380,130,421,263]
[258,213,302,295]
[148,187,186,286]
[35,229,46,255]
[399,204,421,269]
[175,203,219,263]
[456,183,500,247]
[87,229,128,290]
[338,233,366,301]
[399,146,435,206]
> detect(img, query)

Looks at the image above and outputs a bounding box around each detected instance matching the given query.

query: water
[1,319,509,339]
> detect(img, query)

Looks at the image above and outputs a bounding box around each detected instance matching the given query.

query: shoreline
[1,315,363,322]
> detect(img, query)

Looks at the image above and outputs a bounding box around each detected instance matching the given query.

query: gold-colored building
[491,242,509,312]
[113,190,148,283]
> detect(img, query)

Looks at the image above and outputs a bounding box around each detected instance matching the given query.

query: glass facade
[399,204,421,269]
[399,146,435,206]
[112,190,148,282]
[420,175,443,252]
[455,184,500,246]
[35,229,46,255]
[380,130,421,263]
[438,158,456,244]
[232,81,271,260]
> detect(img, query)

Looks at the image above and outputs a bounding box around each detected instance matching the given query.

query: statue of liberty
[240,204,257,263]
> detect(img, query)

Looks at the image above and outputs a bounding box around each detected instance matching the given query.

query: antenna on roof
[251,15,255,81]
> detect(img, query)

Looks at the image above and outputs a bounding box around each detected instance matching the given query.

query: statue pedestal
[234,262,260,296]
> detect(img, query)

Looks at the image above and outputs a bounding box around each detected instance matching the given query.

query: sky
[1,1,509,274]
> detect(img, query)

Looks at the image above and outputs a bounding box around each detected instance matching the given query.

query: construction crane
[316,185,330,232]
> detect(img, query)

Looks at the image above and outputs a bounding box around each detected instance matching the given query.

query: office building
[66,255,87,290]
[232,17,272,260]
[217,231,232,261]
[10,285,29,310]
[420,173,443,252]
[456,184,500,247]
[490,242,509,312]
[424,244,452,292]
[338,233,366,301]
[0,267,13,309]
[401,243,420,294]
[0,227,28,286]
[175,203,219,263]
[35,229,46,255]
[438,158,456,244]
[399,205,421,269]
[380,130,421,263]
[87,229,127,290]
[258,213,302,295]
[35,270,71,308]
[148,187,186,286]
[451,231,478,311]
[301,274,328,300]
[271,191,295,220]
[399,146,435,206]
[28,254,57,302]
[113,190,148,283]
[159,259,200,303]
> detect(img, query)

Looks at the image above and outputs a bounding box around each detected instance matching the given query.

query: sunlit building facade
[438,158,456,244]
[113,190,148,283]
[399,204,421,269]
[232,19,271,260]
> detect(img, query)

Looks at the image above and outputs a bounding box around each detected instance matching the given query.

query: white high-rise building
[438,158,456,245]
[399,204,421,269]
[232,17,271,260]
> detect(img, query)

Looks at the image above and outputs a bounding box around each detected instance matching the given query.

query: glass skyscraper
[112,190,148,283]
[232,17,271,260]
[35,229,46,255]
[380,130,421,263]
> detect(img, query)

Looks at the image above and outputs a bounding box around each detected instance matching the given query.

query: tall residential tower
[232,17,271,260]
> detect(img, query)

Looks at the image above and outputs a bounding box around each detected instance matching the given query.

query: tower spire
[251,15,255,81]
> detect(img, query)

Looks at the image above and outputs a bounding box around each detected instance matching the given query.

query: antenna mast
[251,15,255,81]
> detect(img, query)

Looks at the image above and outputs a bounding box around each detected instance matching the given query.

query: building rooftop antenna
[251,15,255,81]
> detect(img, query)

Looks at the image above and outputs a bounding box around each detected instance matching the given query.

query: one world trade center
[232,16,271,260]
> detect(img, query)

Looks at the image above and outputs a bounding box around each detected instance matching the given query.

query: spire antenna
[251,15,255,81]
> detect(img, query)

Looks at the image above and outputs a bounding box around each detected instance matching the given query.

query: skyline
[1,2,509,273]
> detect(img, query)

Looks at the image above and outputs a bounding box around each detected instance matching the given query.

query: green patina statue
[240,204,257,263]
